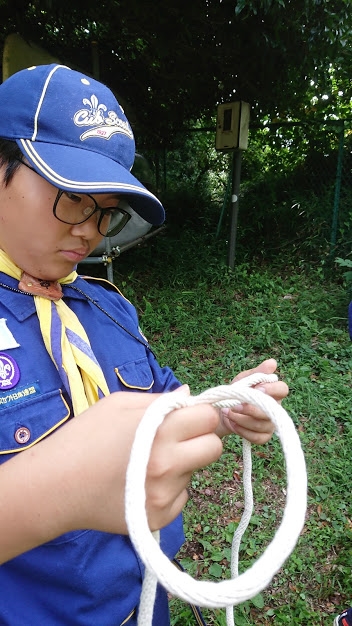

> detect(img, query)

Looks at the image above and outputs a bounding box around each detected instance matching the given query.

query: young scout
[0,63,288,625]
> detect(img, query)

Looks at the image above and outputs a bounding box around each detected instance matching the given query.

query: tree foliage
[0,0,351,144]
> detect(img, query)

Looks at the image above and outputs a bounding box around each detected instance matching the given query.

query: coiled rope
[125,373,307,626]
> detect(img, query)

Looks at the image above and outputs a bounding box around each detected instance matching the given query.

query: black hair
[0,139,22,186]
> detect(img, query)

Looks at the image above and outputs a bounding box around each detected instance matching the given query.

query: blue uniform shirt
[0,273,184,626]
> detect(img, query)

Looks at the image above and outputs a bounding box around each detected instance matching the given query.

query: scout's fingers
[146,403,222,529]
[231,357,277,382]
[220,404,275,444]
[231,358,288,402]
[217,359,289,441]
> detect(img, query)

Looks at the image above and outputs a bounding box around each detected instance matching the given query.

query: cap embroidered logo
[74,94,134,142]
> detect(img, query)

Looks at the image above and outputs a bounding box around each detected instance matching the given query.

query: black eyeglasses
[52,189,131,237]
[17,159,132,237]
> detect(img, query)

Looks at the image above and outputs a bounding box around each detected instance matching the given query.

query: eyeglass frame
[16,159,132,237]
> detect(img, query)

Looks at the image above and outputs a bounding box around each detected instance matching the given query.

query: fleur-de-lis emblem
[0,353,20,389]
[0,359,11,380]
[74,95,108,126]
[73,94,134,141]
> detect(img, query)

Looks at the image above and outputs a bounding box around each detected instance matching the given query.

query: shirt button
[14,427,31,445]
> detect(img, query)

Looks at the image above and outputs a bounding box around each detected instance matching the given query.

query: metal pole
[105,237,114,282]
[228,150,242,270]
[330,120,345,259]
[216,154,234,238]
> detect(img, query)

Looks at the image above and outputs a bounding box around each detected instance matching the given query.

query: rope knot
[125,374,307,625]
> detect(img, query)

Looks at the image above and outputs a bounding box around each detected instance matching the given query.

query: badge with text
[0,352,21,390]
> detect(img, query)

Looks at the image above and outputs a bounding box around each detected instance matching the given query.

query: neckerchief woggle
[0,249,110,416]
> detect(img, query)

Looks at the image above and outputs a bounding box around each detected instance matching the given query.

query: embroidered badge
[73,95,134,142]
[0,318,20,350]
[0,352,21,389]
[0,382,39,409]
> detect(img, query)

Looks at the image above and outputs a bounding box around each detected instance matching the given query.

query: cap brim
[17,139,165,225]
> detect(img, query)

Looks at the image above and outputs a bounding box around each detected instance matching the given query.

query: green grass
[108,225,352,626]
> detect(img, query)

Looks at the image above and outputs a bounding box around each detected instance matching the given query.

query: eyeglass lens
[54,191,131,236]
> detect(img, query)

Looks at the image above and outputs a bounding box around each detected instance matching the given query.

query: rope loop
[125,373,307,625]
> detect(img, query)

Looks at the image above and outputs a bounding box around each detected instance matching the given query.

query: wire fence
[145,118,352,262]
[242,119,352,259]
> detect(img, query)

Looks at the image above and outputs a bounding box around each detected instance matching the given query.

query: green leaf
[251,593,265,608]
[210,552,225,562]
[209,563,223,578]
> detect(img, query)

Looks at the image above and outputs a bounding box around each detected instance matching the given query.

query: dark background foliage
[0,0,351,144]
[0,0,351,262]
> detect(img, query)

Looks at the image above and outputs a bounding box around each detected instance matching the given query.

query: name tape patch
[0,383,40,409]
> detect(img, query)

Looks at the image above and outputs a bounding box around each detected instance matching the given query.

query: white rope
[125,374,307,625]
[225,436,253,626]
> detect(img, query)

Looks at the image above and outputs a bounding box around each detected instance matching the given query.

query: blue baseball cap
[0,64,165,225]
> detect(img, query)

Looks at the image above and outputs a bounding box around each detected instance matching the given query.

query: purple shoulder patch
[0,352,21,390]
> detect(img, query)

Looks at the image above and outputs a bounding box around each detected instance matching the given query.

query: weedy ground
[106,225,352,626]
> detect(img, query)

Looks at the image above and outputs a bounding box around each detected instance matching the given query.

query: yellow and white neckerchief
[0,249,110,416]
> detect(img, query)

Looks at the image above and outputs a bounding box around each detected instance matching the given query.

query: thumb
[233,358,277,383]
[253,358,277,375]
[173,384,191,396]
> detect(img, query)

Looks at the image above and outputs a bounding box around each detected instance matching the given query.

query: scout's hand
[0,388,222,564]
[75,388,222,533]
[145,391,222,529]
[216,358,289,443]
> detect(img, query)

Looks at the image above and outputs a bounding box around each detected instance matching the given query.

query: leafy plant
[336,257,352,293]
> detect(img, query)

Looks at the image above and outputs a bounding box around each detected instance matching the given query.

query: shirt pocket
[0,389,70,456]
[115,357,154,390]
